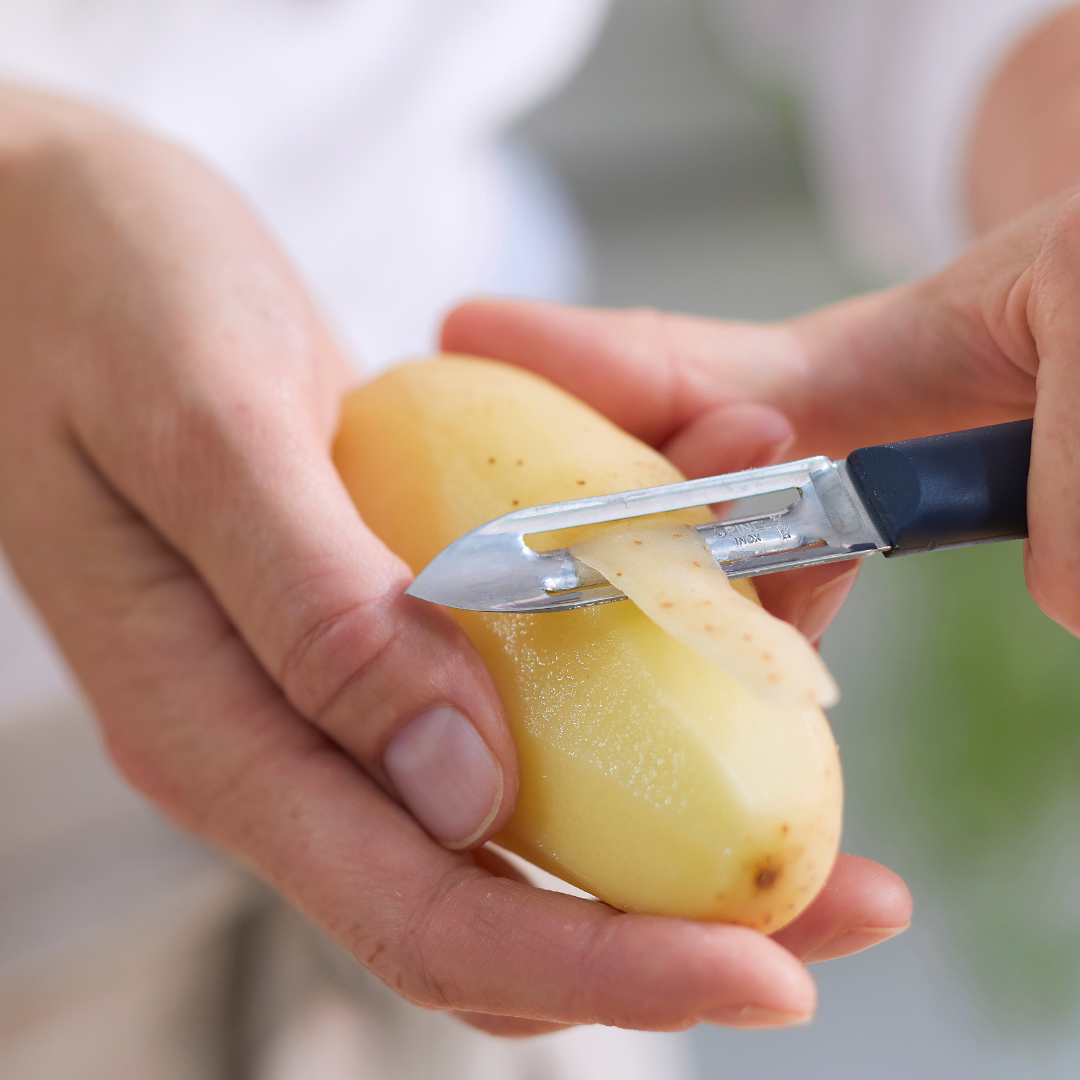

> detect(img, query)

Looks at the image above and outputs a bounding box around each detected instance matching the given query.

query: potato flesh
[572,522,840,710]
[334,356,842,929]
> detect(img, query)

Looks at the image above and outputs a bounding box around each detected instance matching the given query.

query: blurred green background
[794,543,1080,1073]
[851,543,1080,1033]
[518,0,1080,1073]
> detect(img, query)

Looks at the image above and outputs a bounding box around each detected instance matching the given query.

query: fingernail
[803,923,910,964]
[699,1005,813,1029]
[384,706,503,849]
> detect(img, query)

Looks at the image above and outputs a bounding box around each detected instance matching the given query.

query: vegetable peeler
[406,419,1033,614]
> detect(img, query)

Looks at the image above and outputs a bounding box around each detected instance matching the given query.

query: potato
[334,356,842,930]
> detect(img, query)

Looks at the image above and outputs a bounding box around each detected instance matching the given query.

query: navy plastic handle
[845,419,1032,556]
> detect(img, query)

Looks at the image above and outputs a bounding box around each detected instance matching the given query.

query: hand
[0,87,909,1037]
[443,185,1079,641]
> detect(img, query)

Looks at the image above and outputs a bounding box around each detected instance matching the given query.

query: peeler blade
[405,456,889,613]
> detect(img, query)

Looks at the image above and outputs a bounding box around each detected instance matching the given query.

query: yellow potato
[334,356,842,930]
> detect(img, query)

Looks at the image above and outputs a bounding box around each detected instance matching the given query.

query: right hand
[442,187,1080,641]
[0,87,909,1035]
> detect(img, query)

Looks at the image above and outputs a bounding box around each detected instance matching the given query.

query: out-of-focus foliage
[870,542,1080,1030]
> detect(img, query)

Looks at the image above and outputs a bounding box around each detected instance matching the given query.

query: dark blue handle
[845,419,1032,556]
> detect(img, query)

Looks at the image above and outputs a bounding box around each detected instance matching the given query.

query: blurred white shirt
[0,0,606,373]
[719,0,1077,276]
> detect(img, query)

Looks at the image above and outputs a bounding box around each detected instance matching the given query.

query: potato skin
[334,356,842,929]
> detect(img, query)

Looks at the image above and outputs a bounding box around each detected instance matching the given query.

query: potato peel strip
[572,521,840,709]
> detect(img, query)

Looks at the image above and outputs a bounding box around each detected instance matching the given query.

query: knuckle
[275,579,406,719]
[359,869,480,1011]
[274,574,495,764]
[122,375,310,546]
[399,876,471,1009]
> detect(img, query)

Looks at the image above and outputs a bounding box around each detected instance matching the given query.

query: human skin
[0,85,910,1038]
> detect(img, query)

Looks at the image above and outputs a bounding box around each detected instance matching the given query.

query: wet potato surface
[334,356,842,930]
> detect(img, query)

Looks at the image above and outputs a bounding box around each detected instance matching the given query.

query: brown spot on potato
[742,633,753,642]
[753,861,782,892]
[576,479,587,486]
[692,561,701,568]
[516,459,524,466]
[761,652,774,663]
[634,540,643,545]
[781,824,790,835]
[488,457,496,464]
[511,499,519,506]
[661,602,675,608]
[762,913,773,926]
[615,572,623,577]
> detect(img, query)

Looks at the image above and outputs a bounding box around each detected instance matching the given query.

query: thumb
[52,365,517,850]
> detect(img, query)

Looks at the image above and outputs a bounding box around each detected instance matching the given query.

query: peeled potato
[334,355,842,930]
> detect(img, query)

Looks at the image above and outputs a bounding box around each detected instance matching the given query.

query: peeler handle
[845,419,1032,556]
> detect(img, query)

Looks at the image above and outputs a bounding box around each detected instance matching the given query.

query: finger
[753,563,862,644]
[455,857,912,1034]
[441,298,801,447]
[1022,205,1080,634]
[660,402,794,480]
[771,854,912,963]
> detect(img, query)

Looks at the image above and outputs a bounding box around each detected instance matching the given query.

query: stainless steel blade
[406,456,890,612]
